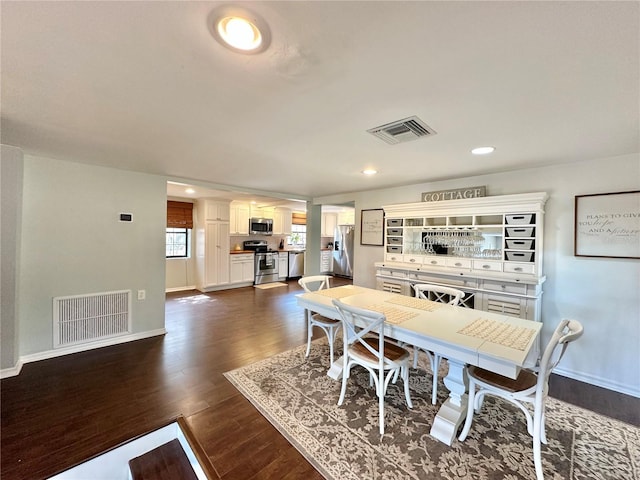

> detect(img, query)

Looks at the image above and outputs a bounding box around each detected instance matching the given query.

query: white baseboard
[553,366,640,399]
[0,360,23,379]
[165,285,196,293]
[0,329,167,379]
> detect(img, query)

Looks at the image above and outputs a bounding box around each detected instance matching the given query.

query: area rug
[224,340,640,480]
[254,282,288,290]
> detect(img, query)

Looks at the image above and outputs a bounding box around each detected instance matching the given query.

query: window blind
[167,201,194,229]
[292,212,306,225]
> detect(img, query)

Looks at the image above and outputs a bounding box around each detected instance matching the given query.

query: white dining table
[296,284,542,445]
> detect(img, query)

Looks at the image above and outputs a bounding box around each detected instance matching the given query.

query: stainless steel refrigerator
[332,225,354,278]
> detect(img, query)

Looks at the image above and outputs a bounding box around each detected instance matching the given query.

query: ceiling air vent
[367,116,436,145]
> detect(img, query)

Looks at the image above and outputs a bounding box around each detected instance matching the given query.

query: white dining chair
[411,283,465,404]
[332,298,413,435]
[458,319,584,480]
[298,275,341,365]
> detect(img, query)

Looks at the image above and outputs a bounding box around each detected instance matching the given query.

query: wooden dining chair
[458,319,584,480]
[298,275,341,365]
[332,299,413,435]
[411,283,465,404]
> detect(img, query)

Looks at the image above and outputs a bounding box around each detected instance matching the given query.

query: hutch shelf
[376,192,548,322]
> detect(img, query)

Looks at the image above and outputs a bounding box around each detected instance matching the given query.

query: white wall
[315,154,640,397]
[16,154,167,360]
[1,145,24,371]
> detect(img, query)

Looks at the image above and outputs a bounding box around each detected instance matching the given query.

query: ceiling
[2,2,638,202]
[166,180,310,212]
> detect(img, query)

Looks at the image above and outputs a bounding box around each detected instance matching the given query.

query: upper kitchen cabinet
[260,206,292,235]
[230,201,250,235]
[321,212,337,237]
[273,207,292,235]
[204,199,230,222]
[337,210,355,225]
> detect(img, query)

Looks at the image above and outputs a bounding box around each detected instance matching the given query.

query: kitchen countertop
[230,248,323,254]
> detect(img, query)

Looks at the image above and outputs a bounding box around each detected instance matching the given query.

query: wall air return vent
[367,116,436,145]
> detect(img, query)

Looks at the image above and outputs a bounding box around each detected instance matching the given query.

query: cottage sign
[422,186,486,202]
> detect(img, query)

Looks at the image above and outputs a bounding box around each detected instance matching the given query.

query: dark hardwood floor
[2,278,638,480]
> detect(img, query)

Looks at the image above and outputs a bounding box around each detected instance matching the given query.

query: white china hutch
[376,192,548,322]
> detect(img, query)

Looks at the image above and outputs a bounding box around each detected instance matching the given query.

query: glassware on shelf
[412,228,504,259]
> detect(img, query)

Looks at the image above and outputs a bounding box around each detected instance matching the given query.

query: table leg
[327,356,344,380]
[429,359,468,445]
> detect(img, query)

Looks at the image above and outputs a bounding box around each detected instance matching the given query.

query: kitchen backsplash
[230,234,335,251]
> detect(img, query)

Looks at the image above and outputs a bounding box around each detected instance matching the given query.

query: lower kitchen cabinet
[320,249,332,274]
[230,254,254,284]
[278,252,288,280]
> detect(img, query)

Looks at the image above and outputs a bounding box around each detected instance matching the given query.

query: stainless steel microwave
[249,218,273,235]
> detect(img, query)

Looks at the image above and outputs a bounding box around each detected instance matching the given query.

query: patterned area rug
[224,340,640,480]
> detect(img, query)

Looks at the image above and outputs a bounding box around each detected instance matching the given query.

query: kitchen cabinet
[230,202,250,235]
[376,192,548,322]
[204,199,230,222]
[321,212,337,237]
[230,253,254,284]
[257,207,274,220]
[278,252,288,280]
[337,210,355,225]
[273,207,292,235]
[195,200,230,292]
[320,249,332,274]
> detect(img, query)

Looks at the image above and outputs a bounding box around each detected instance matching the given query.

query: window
[288,224,306,247]
[166,228,189,258]
[166,200,193,258]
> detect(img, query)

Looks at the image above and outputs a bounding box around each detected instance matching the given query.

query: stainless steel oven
[254,251,279,284]
[244,240,279,285]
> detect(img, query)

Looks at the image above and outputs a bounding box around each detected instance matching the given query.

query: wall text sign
[574,190,640,259]
[422,186,486,202]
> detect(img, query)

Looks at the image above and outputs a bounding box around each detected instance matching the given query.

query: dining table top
[297,284,542,379]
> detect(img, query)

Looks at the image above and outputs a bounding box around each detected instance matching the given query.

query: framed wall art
[360,208,384,246]
[574,190,640,259]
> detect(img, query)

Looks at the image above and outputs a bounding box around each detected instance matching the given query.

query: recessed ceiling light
[209,7,271,54]
[185,188,195,194]
[362,169,378,176]
[217,17,262,51]
[471,146,496,155]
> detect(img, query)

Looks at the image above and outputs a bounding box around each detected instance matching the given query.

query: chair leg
[458,379,477,441]
[327,325,336,365]
[392,366,400,384]
[533,422,544,480]
[305,311,312,358]
[413,347,419,369]
[533,399,545,480]
[378,369,385,435]
[431,354,441,405]
[337,360,350,406]
[402,366,413,409]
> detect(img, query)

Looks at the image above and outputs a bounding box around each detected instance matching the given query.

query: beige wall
[15,154,167,359]
[1,145,24,371]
